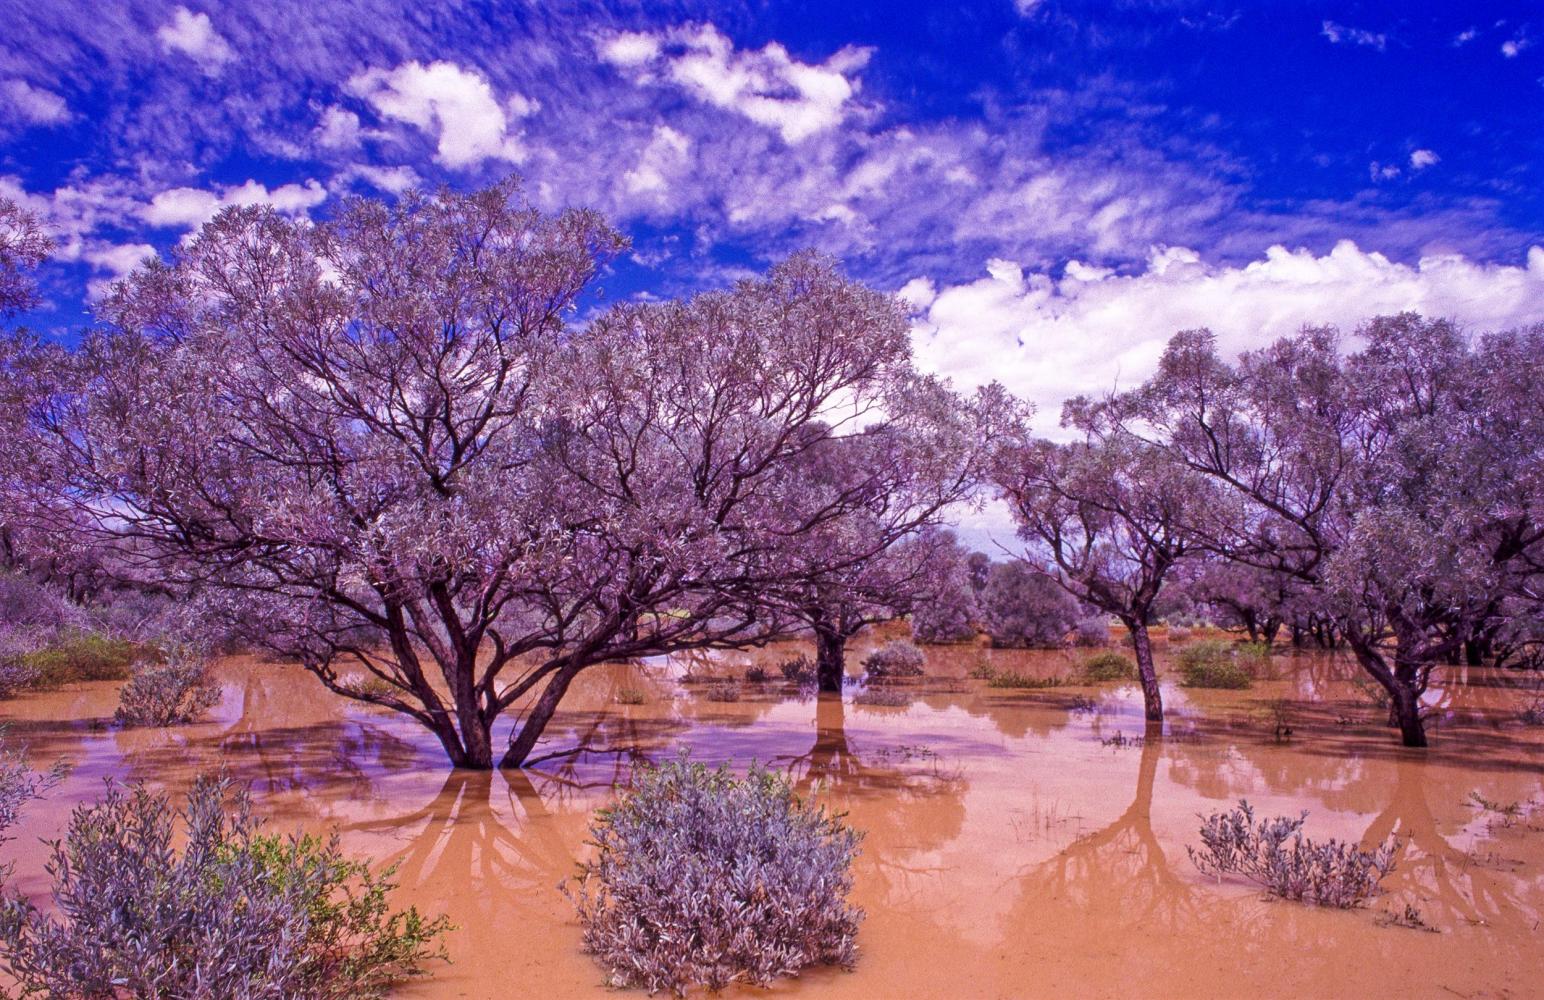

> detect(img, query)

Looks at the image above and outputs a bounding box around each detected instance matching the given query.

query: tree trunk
[814,624,846,694]
[1124,618,1164,722]
[1349,639,1428,749]
[1389,681,1427,748]
[501,664,581,768]
[1262,619,1281,647]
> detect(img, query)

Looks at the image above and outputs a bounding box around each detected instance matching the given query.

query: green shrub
[18,632,140,687]
[615,687,647,706]
[986,671,1065,690]
[565,756,862,995]
[1177,640,1254,689]
[1081,651,1137,683]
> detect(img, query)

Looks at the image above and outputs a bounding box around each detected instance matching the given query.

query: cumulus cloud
[1501,38,1530,58]
[81,241,157,299]
[1321,21,1386,50]
[600,23,872,143]
[156,6,236,73]
[909,241,1544,435]
[141,179,327,229]
[1409,148,1439,170]
[622,125,691,196]
[347,61,532,169]
[1,79,69,126]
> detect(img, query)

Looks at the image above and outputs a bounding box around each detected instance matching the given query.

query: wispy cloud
[1321,20,1387,50]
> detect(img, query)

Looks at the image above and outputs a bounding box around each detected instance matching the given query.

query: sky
[4,0,1544,457]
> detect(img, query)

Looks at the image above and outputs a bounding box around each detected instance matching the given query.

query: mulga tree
[36,183,990,769]
[993,418,1210,722]
[908,531,980,644]
[1117,317,1544,746]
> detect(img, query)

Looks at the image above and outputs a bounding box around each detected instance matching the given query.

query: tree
[38,183,985,769]
[992,428,1207,721]
[977,559,1083,650]
[908,531,980,645]
[0,199,51,319]
[1115,317,1544,746]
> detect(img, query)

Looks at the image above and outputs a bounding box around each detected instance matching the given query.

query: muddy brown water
[2,638,1541,999]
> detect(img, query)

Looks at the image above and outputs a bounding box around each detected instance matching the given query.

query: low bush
[0,658,38,700]
[17,632,139,688]
[854,687,911,708]
[1072,616,1111,647]
[1080,651,1136,683]
[986,671,1065,690]
[114,651,223,727]
[1177,641,1254,689]
[745,665,770,683]
[565,756,862,996]
[779,655,815,685]
[1188,800,1395,908]
[0,727,65,881]
[615,687,647,706]
[0,775,449,998]
[704,681,741,703]
[862,640,926,681]
[966,661,998,681]
[1166,625,1193,644]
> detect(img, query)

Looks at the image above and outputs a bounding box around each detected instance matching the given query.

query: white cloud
[910,241,1544,435]
[339,163,421,194]
[1,79,69,126]
[156,6,235,73]
[81,241,157,300]
[1013,0,1043,14]
[314,107,362,150]
[623,125,691,196]
[1409,148,1439,170]
[142,179,326,229]
[601,24,872,143]
[347,61,531,169]
[1369,161,1401,182]
[1454,27,1478,46]
[1501,38,1530,58]
[1321,20,1386,50]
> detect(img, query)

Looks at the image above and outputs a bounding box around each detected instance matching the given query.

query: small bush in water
[704,681,741,702]
[565,756,863,996]
[1188,799,1395,908]
[863,640,925,681]
[0,726,65,881]
[1177,641,1254,689]
[779,655,816,684]
[1080,651,1136,683]
[0,775,449,998]
[854,687,911,708]
[986,671,1065,690]
[114,650,223,727]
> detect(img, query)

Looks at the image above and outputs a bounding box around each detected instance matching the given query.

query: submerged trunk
[814,624,846,694]
[1349,638,1428,749]
[1123,617,1164,722]
[501,664,582,768]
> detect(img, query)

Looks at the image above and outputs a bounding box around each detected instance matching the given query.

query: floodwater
[2,634,1542,1000]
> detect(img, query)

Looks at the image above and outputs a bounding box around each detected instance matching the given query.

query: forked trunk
[1124,618,1164,722]
[501,664,582,768]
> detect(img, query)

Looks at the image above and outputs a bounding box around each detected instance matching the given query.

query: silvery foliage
[862,639,926,680]
[113,647,223,727]
[1188,800,1395,908]
[0,774,446,999]
[565,756,864,996]
[0,726,64,881]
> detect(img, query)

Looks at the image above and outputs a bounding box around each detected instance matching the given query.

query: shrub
[1081,651,1137,683]
[745,665,770,683]
[779,655,815,684]
[0,644,39,699]
[114,651,223,727]
[18,632,139,688]
[987,671,1065,690]
[1072,616,1111,647]
[615,687,647,706]
[966,661,998,681]
[854,687,911,708]
[0,775,449,998]
[979,562,1079,648]
[862,640,926,681]
[0,727,65,881]
[1189,801,1395,908]
[1166,625,1193,643]
[704,681,741,703]
[564,756,863,995]
[1177,640,1254,689]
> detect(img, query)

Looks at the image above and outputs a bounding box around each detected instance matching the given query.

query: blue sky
[4,0,1543,438]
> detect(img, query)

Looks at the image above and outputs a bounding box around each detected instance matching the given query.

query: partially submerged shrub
[779,655,816,684]
[1188,799,1395,908]
[1080,651,1136,683]
[0,657,39,700]
[979,561,1079,648]
[565,756,863,996]
[615,687,647,706]
[965,661,998,681]
[0,727,65,881]
[18,632,139,688]
[854,687,911,708]
[1072,616,1111,647]
[114,650,222,727]
[1177,640,1254,689]
[744,665,770,684]
[704,681,741,703]
[0,775,449,998]
[862,640,926,681]
[986,671,1064,690]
